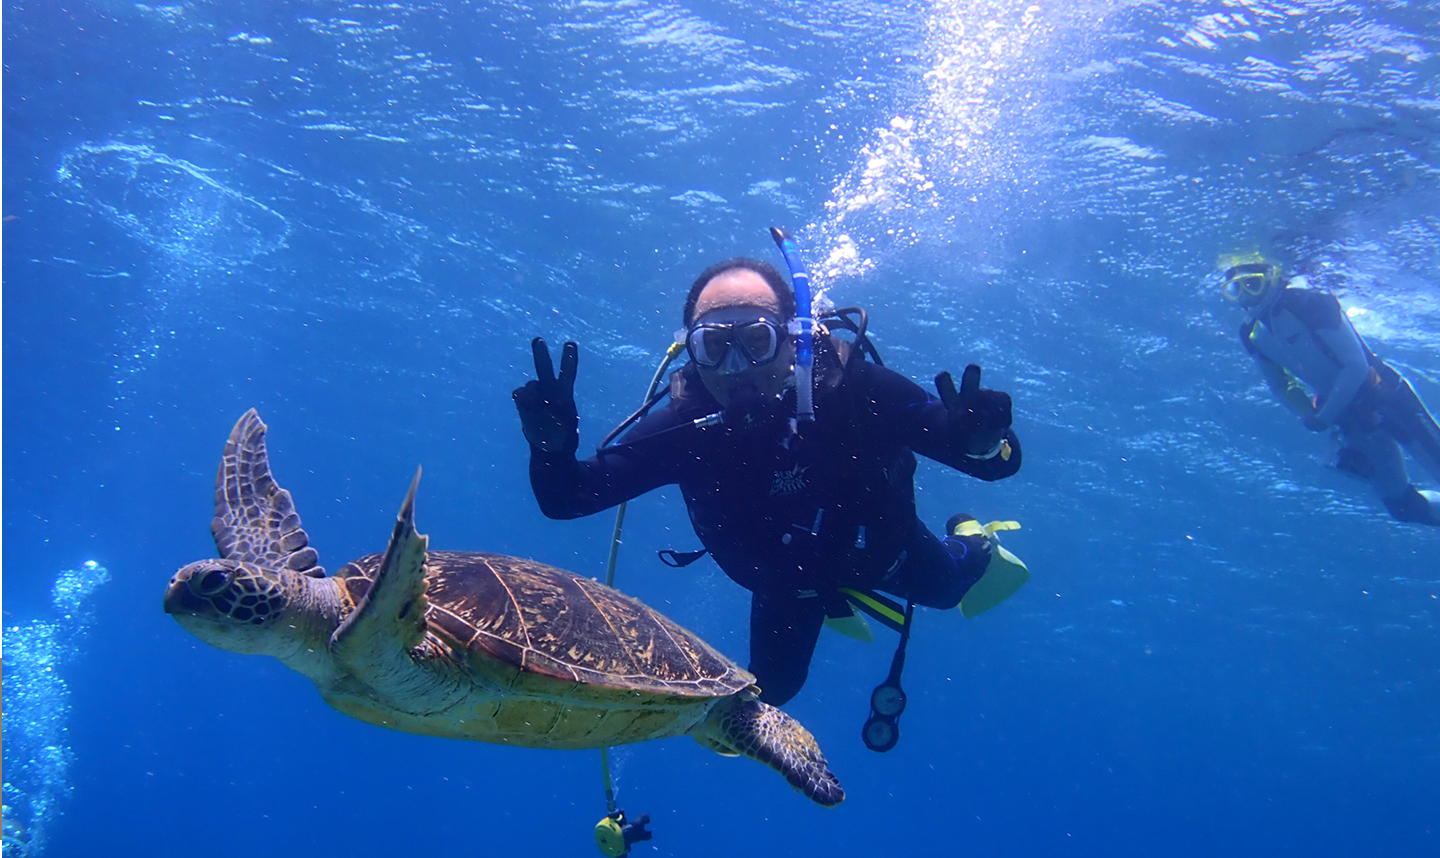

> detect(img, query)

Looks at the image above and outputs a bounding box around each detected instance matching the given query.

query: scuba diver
[1222,261,1440,526]
[513,251,1022,706]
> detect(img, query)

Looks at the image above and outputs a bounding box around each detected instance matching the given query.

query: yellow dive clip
[595,814,627,858]
[595,810,652,857]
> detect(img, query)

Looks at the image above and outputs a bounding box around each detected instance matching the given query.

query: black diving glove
[935,364,1012,458]
[512,337,580,455]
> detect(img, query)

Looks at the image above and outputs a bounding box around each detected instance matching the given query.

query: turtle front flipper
[330,469,436,698]
[213,409,325,578]
[695,693,844,807]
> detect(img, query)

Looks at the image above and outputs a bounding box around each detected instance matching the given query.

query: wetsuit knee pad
[1383,486,1440,525]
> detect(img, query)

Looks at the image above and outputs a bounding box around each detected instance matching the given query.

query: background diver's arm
[1252,353,1316,418]
[1310,324,1372,426]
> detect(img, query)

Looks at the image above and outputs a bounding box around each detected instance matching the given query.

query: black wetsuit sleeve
[853,360,1022,481]
[528,408,688,519]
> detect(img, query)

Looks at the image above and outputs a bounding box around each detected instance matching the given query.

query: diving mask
[1221,263,1277,305]
[680,318,784,370]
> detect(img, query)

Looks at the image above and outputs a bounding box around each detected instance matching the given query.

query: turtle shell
[337,550,752,699]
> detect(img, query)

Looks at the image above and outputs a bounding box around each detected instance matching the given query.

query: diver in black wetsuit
[513,257,1021,705]
[1223,262,1440,525]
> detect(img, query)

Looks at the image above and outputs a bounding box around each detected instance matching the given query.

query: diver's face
[690,270,794,409]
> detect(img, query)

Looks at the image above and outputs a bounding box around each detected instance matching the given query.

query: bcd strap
[837,587,909,635]
[657,548,709,568]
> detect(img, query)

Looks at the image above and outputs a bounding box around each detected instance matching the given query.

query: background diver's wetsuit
[528,339,1022,705]
[1242,286,1440,524]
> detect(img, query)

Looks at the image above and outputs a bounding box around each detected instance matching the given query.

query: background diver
[1222,261,1440,526]
[513,254,1022,706]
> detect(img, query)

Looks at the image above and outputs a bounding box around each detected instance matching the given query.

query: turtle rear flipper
[331,469,431,684]
[696,694,844,807]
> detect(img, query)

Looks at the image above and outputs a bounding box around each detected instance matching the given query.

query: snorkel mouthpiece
[769,226,816,423]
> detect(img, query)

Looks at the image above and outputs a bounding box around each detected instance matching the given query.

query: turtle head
[164,559,293,655]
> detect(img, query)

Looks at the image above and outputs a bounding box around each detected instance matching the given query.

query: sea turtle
[163,409,843,806]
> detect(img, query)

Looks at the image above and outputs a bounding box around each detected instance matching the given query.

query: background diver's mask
[1221,262,1280,307]
[680,318,784,373]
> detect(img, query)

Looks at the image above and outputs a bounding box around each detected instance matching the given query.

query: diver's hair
[682,258,795,327]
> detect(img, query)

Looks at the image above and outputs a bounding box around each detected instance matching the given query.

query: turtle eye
[191,567,232,597]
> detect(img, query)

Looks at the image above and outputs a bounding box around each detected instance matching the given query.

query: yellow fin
[823,609,875,643]
[959,525,1030,618]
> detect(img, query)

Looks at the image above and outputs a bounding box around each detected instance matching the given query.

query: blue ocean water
[4,0,1439,855]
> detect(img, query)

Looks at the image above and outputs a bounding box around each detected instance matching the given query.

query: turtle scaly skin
[164,409,843,807]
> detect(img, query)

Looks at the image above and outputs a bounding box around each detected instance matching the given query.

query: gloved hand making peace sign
[513,337,580,455]
[934,364,1013,458]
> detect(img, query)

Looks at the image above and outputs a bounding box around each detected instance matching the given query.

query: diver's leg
[880,522,985,610]
[747,590,825,706]
[1372,367,1440,484]
[1384,488,1440,525]
[1387,380,1440,484]
[1351,428,1440,525]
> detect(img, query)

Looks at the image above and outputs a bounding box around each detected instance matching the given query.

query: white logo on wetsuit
[770,463,810,496]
